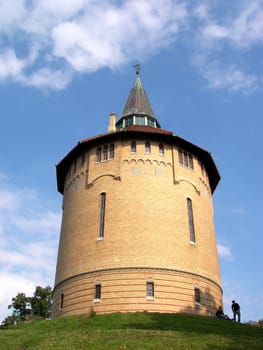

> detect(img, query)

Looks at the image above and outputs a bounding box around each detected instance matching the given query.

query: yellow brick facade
[53,135,222,318]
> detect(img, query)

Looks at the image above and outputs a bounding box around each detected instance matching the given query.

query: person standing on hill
[232,300,241,322]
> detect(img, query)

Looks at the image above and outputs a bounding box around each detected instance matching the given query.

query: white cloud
[0,240,57,274]
[0,267,55,323]
[0,0,188,89]
[217,243,233,259]
[0,178,60,322]
[191,1,263,93]
[201,24,229,41]
[230,0,263,48]
[13,212,61,236]
[203,63,258,93]
[0,0,262,92]
[0,0,26,32]
[51,0,187,72]
[192,3,210,20]
[0,186,61,237]
[198,0,263,48]
[0,188,23,212]
[0,49,26,79]
[21,67,73,91]
[232,208,245,215]
[0,271,36,322]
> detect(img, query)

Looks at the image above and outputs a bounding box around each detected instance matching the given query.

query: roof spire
[133,63,141,75]
[115,66,161,129]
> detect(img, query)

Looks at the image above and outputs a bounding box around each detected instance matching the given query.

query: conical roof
[121,74,155,118]
[116,71,161,129]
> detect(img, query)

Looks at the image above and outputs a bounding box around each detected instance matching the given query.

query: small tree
[30,285,52,319]
[0,315,21,329]
[8,292,30,321]
[4,285,53,328]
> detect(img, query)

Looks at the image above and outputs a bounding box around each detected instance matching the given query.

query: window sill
[95,159,114,164]
[146,296,155,301]
[93,299,101,303]
[96,237,104,242]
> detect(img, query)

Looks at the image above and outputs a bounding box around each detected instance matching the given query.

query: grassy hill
[0,312,263,350]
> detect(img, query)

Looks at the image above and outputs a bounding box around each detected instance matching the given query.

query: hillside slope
[0,312,262,350]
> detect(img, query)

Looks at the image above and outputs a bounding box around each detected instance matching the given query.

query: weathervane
[133,63,141,75]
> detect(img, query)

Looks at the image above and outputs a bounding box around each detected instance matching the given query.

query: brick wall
[53,136,222,317]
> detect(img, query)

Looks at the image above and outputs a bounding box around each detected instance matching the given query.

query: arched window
[145,141,151,154]
[159,143,164,156]
[187,198,196,243]
[131,141,136,153]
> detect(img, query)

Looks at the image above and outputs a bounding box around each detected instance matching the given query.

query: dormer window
[136,116,145,125]
[126,116,133,127]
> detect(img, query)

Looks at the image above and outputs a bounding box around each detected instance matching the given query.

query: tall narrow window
[183,151,189,167]
[178,148,183,164]
[159,143,164,156]
[146,281,154,299]
[145,141,151,154]
[95,284,101,300]
[109,144,114,159]
[187,198,196,243]
[194,287,201,303]
[81,153,85,167]
[178,148,194,170]
[103,145,108,161]
[99,192,106,239]
[188,154,193,169]
[96,147,102,162]
[60,293,64,311]
[131,141,136,153]
[73,160,77,173]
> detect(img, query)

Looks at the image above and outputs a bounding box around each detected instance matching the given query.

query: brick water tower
[52,70,222,318]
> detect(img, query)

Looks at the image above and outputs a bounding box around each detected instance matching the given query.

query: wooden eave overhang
[56,126,220,194]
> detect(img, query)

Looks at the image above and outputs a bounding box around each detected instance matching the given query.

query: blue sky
[0,0,262,323]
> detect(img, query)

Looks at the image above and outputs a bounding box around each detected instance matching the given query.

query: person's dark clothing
[232,301,241,322]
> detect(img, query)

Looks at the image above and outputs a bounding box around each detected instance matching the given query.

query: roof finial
[133,63,141,75]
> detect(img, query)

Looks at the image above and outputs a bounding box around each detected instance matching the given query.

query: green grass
[0,312,263,350]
